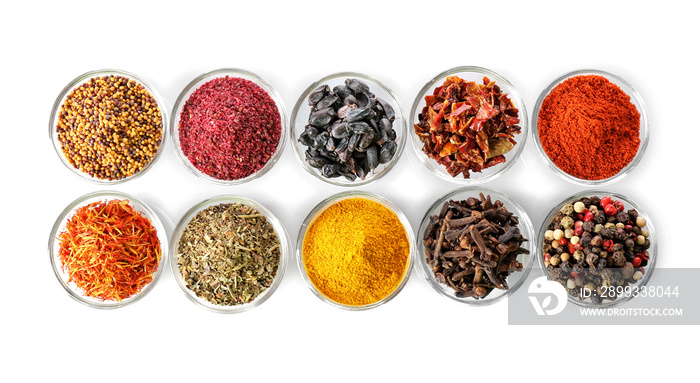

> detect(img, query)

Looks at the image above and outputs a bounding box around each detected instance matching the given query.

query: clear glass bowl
[409,66,528,184]
[48,191,169,309]
[290,72,406,186]
[49,69,169,184]
[170,68,288,185]
[297,191,415,310]
[532,69,649,185]
[170,195,289,313]
[416,187,535,305]
[537,191,657,308]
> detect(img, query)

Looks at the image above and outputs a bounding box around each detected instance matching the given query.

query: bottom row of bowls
[48,188,656,312]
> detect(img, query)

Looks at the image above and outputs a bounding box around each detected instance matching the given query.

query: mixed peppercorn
[543,195,651,304]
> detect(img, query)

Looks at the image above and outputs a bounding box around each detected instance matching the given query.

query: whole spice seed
[57,199,161,301]
[298,78,399,181]
[56,75,163,180]
[537,75,641,180]
[177,202,280,306]
[543,195,651,304]
[422,193,528,299]
[414,76,522,178]
[302,197,410,306]
[178,76,281,181]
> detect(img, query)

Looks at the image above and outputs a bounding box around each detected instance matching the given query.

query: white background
[2,0,698,381]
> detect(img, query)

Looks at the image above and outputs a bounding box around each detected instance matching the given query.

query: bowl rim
[535,190,657,308]
[289,71,407,187]
[170,68,288,185]
[415,186,535,306]
[408,65,529,185]
[296,190,415,310]
[169,194,289,313]
[531,68,650,186]
[48,69,169,185]
[48,190,169,309]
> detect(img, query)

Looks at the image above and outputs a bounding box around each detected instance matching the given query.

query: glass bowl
[532,69,649,185]
[170,68,287,185]
[416,187,535,305]
[297,191,415,310]
[170,195,289,313]
[290,72,406,186]
[48,191,169,309]
[537,191,657,308]
[409,66,528,184]
[49,69,169,184]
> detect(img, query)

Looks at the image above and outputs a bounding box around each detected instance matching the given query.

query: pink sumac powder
[179,76,281,180]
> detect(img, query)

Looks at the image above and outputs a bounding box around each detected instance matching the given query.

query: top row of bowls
[49,67,649,186]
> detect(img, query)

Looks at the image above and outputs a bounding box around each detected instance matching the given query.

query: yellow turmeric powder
[302,197,411,306]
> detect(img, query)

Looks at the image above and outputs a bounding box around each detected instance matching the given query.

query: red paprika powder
[537,74,640,180]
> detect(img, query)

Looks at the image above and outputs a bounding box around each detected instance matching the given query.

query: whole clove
[423,193,528,299]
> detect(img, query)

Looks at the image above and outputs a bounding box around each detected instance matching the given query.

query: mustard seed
[56,75,163,181]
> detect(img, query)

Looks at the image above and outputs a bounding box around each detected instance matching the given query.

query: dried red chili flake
[179,76,281,180]
[414,76,522,178]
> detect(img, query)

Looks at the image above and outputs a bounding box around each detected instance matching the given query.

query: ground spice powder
[537,75,640,180]
[302,197,410,306]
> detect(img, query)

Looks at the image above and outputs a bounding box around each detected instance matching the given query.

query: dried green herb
[177,202,280,306]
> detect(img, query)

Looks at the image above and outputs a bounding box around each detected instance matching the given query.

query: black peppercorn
[561,261,572,273]
[586,253,599,267]
[625,238,635,249]
[614,228,628,241]
[612,252,626,267]
[582,221,595,233]
[550,268,564,280]
[628,209,639,221]
[612,243,623,253]
[580,234,592,247]
[600,227,614,239]
[616,212,630,223]
[572,263,584,274]
[594,211,606,224]
[590,196,601,206]
[598,258,607,269]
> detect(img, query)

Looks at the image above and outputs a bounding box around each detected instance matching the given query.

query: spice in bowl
[178,76,282,181]
[56,199,162,301]
[422,193,528,299]
[298,78,399,181]
[414,76,522,179]
[177,202,281,306]
[302,197,410,307]
[55,75,164,181]
[542,195,652,304]
[537,74,641,180]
